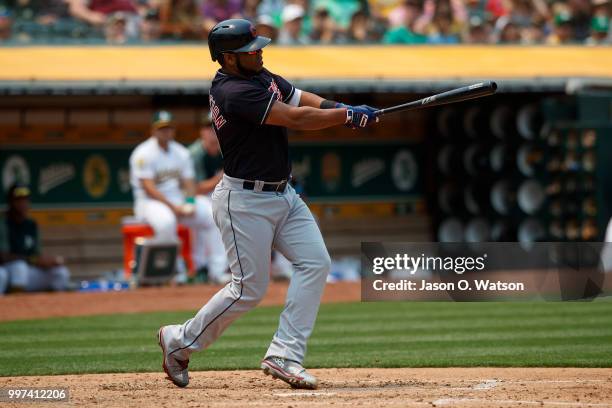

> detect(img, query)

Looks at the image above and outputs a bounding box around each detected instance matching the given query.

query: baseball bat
[374,81,498,116]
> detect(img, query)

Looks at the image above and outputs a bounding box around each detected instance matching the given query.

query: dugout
[0,46,611,280]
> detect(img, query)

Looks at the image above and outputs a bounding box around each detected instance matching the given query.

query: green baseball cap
[152,110,174,130]
[591,15,610,33]
[7,183,31,200]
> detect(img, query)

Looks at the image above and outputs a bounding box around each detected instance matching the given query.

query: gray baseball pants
[165,174,331,364]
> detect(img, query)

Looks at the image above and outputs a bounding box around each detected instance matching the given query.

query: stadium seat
[121,217,194,278]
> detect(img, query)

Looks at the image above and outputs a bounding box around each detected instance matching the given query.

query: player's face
[154,126,175,144]
[10,197,29,217]
[237,48,264,73]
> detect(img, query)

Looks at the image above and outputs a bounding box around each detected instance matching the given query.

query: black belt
[243,180,288,192]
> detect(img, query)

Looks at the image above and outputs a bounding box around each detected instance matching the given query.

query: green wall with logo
[1,142,423,207]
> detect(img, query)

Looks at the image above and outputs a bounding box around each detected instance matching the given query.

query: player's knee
[50,266,70,291]
[239,277,269,306]
[0,267,8,295]
[311,250,332,275]
[154,221,178,242]
[6,260,29,289]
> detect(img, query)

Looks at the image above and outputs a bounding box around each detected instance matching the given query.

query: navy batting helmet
[208,19,271,62]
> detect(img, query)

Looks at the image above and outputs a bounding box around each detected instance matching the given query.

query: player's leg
[162,187,276,362]
[271,250,293,281]
[0,266,8,295]
[5,260,29,291]
[265,185,331,364]
[183,195,229,283]
[135,199,178,243]
[48,265,70,291]
[5,262,65,292]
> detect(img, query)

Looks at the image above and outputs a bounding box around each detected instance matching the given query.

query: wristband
[185,197,195,204]
[320,100,340,109]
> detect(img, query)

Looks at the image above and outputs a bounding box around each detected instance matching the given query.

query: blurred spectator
[255,14,278,42]
[242,0,261,21]
[463,14,491,43]
[256,0,284,28]
[342,9,383,43]
[592,0,611,17]
[465,0,489,20]
[8,0,72,26]
[567,0,593,40]
[140,7,161,41]
[0,9,11,40]
[278,3,310,44]
[159,0,202,39]
[520,20,546,43]
[592,0,611,42]
[368,0,403,22]
[383,0,427,43]
[0,0,609,44]
[313,0,361,29]
[105,11,128,43]
[427,7,462,43]
[0,184,71,293]
[495,17,521,43]
[200,0,243,36]
[310,6,341,43]
[585,14,610,43]
[546,10,576,44]
[68,0,140,41]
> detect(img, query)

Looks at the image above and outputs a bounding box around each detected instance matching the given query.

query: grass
[1,301,612,376]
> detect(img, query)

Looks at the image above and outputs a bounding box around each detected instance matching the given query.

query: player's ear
[223,53,236,68]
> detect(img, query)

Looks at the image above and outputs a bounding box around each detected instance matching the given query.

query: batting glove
[344,104,379,129]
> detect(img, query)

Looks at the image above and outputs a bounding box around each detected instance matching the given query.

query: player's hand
[172,204,190,217]
[36,255,63,269]
[344,105,379,129]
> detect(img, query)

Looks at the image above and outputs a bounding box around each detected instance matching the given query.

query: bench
[40,214,431,281]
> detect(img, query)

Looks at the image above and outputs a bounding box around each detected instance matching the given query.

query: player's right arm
[265,101,347,130]
[266,101,378,130]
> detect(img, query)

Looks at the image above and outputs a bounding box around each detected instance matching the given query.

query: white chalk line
[454,378,608,390]
[273,391,337,397]
[433,398,612,407]
[508,380,608,384]
[473,379,499,390]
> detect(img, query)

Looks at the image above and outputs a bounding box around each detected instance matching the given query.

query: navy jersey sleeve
[225,82,276,125]
[271,73,295,104]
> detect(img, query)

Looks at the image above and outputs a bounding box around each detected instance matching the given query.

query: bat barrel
[375,81,498,116]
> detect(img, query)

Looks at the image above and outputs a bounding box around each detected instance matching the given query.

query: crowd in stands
[0,0,610,45]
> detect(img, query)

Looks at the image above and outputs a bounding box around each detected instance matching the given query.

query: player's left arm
[196,171,223,195]
[298,91,325,108]
[182,178,197,198]
[181,151,197,200]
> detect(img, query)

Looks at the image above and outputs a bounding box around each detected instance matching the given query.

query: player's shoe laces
[158,326,190,388]
[261,356,318,389]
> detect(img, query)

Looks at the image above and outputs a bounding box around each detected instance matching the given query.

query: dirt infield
[2,284,611,407]
[0,281,361,322]
[1,368,611,408]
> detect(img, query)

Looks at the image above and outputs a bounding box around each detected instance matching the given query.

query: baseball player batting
[157,18,378,390]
